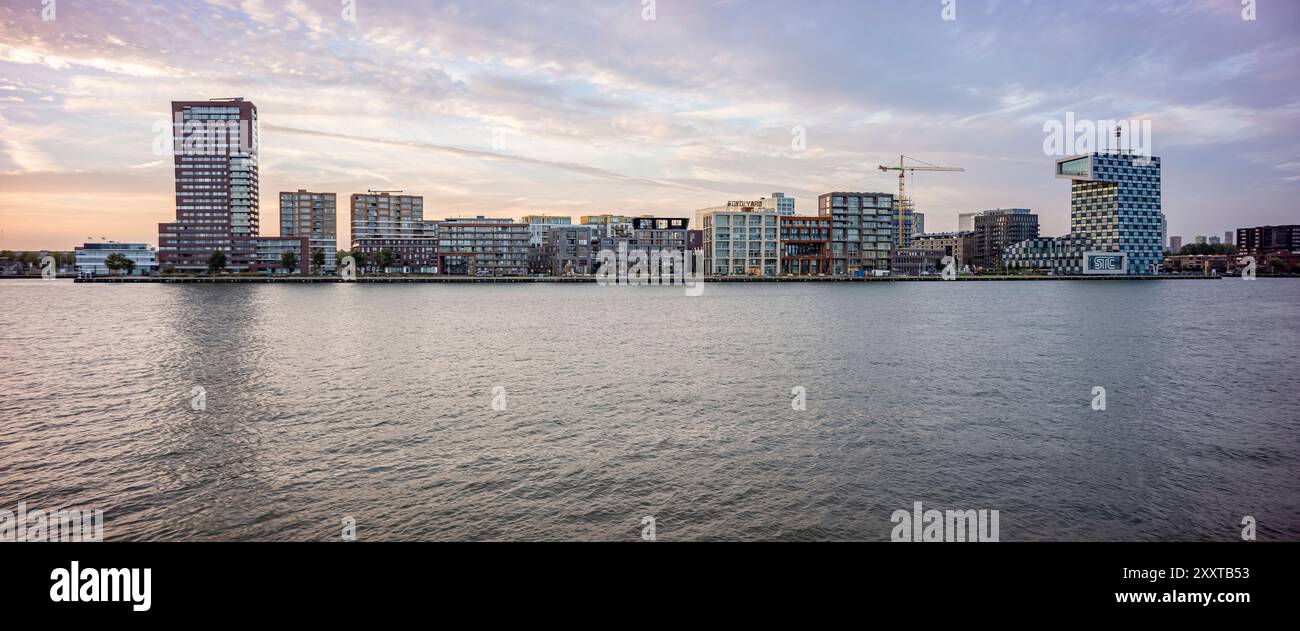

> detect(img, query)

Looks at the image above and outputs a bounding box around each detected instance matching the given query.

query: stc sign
[1083,252,1128,275]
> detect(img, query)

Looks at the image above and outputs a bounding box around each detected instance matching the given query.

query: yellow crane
[877,155,965,247]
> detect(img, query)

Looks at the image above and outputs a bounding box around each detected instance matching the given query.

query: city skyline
[1,0,1298,251]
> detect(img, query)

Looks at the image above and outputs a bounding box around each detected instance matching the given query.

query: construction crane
[878,155,965,247]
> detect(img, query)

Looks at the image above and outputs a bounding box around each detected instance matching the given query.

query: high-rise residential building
[817,192,895,275]
[1195,235,1208,245]
[157,98,261,272]
[1225,231,1234,246]
[280,190,338,272]
[778,216,831,275]
[912,231,975,267]
[435,217,529,276]
[763,193,796,216]
[74,242,158,276]
[1208,236,1222,245]
[521,215,573,246]
[350,192,425,244]
[911,212,925,240]
[347,191,435,273]
[697,200,781,276]
[1237,225,1300,257]
[1169,235,1183,253]
[1004,151,1164,275]
[972,209,1039,269]
[958,212,980,233]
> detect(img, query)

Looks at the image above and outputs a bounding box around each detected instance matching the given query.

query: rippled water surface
[1,279,1297,541]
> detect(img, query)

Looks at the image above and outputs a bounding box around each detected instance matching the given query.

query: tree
[280,251,298,274]
[375,249,395,271]
[207,251,227,274]
[312,248,325,272]
[20,251,39,272]
[0,250,14,261]
[104,252,131,276]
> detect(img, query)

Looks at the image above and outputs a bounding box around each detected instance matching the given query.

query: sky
[0,0,1297,250]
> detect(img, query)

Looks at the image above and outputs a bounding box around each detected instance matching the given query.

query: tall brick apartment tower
[157,98,262,272]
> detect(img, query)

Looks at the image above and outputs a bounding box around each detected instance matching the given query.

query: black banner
[2,542,1288,620]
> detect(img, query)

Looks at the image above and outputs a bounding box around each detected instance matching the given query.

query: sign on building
[1083,251,1127,275]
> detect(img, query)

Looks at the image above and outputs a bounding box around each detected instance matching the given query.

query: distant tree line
[1177,243,1237,256]
[0,250,74,273]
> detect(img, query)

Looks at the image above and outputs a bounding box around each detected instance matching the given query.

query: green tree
[0,250,14,260]
[312,248,325,272]
[280,251,298,274]
[375,249,395,271]
[207,251,227,274]
[20,251,39,272]
[104,252,130,275]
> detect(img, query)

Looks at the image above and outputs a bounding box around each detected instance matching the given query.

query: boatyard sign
[1082,252,1127,275]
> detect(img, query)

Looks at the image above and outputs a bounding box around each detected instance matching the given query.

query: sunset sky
[0,0,1297,250]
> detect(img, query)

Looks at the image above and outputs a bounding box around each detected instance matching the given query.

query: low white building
[74,242,158,276]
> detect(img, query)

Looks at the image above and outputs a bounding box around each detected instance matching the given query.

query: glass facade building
[1005,153,1164,275]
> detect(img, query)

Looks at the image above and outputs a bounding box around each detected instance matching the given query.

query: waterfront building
[911,213,926,240]
[435,217,529,276]
[1162,254,1234,275]
[352,234,439,273]
[1002,235,1093,274]
[522,215,572,246]
[522,215,573,275]
[816,192,895,275]
[350,192,425,243]
[280,190,337,272]
[697,201,781,276]
[253,237,311,274]
[543,225,596,276]
[580,214,650,240]
[763,192,797,216]
[1005,150,1164,275]
[157,98,261,272]
[631,217,690,253]
[1237,225,1300,258]
[972,209,1039,270]
[889,248,947,276]
[912,231,975,267]
[74,242,158,276]
[778,215,832,275]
